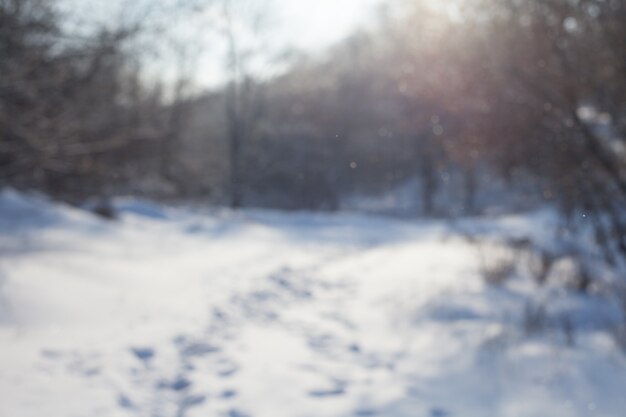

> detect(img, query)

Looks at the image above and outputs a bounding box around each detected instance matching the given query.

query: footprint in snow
[183,342,220,356]
[157,376,191,391]
[130,346,155,363]
[221,389,237,398]
[179,395,206,408]
[430,408,450,417]
[308,333,337,351]
[308,386,346,397]
[227,409,251,417]
[308,380,347,397]
[216,359,239,378]
[117,393,135,409]
[348,343,361,353]
[355,408,378,416]
[268,274,312,299]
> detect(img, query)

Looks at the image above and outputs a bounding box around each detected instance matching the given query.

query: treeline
[0,0,196,200]
[1,0,625,259]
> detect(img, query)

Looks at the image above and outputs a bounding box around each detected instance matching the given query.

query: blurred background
[2,0,625,225]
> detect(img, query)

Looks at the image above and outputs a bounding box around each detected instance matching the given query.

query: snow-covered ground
[1,190,625,417]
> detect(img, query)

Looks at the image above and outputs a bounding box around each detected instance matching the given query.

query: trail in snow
[0,192,625,417]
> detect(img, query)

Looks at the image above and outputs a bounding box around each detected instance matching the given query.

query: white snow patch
[0,190,625,417]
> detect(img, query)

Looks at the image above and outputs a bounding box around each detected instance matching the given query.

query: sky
[273,0,382,52]
[191,0,384,88]
[61,0,383,89]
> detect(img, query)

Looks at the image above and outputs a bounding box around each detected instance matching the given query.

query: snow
[1,190,625,417]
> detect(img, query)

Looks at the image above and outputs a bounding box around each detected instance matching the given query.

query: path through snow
[1,192,625,417]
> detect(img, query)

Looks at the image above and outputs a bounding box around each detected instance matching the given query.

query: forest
[4,0,626,254]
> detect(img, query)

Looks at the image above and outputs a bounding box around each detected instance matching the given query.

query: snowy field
[1,191,625,417]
